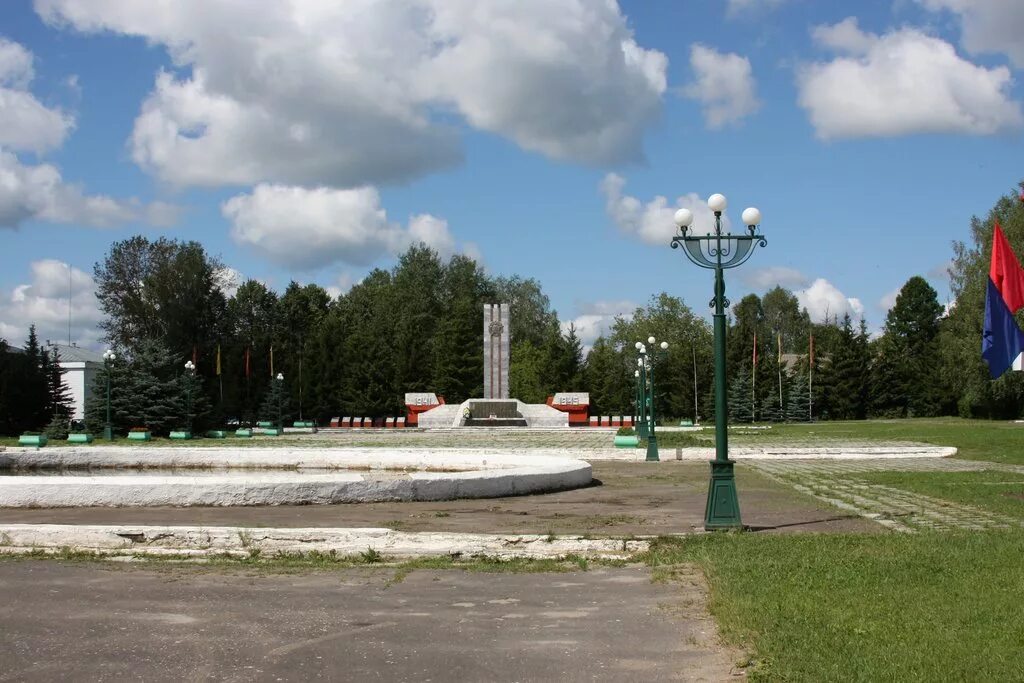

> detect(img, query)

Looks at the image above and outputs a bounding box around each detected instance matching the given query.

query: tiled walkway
[750,458,1024,532]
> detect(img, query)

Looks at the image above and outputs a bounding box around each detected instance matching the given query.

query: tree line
[1,183,1022,436]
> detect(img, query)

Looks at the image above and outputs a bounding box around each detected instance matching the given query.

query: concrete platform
[0,449,592,508]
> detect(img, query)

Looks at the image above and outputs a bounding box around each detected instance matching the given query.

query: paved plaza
[0,560,741,682]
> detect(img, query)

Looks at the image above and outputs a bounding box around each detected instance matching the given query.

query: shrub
[616,426,635,436]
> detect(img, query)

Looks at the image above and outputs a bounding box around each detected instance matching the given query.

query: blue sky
[2,0,1023,349]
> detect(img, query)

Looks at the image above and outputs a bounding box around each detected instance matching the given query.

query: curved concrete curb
[0,449,591,507]
[569,445,958,461]
[0,524,647,560]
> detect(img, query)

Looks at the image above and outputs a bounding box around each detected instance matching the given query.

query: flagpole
[808,332,814,422]
[692,344,699,425]
[777,331,783,415]
[751,330,756,423]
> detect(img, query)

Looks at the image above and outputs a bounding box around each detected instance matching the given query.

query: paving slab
[0,561,742,682]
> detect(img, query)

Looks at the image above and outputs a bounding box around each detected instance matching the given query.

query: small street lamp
[671,194,766,530]
[102,349,116,441]
[184,360,196,436]
[633,369,642,435]
[275,372,284,430]
[645,336,669,462]
[634,344,648,439]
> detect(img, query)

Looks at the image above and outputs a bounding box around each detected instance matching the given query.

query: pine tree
[44,348,73,420]
[786,371,811,422]
[259,379,292,425]
[728,361,753,423]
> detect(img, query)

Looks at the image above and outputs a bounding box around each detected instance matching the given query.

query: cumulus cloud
[0,148,179,229]
[740,266,809,290]
[560,299,635,350]
[0,37,74,153]
[325,273,360,300]
[37,0,668,188]
[795,278,864,322]
[684,45,760,129]
[918,0,1024,68]
[0,259,103,348]
[726,0,788,17]
[600,173,729,247]
[879,287,900,312]
[222,184,475,270]
[797,18,1023,139]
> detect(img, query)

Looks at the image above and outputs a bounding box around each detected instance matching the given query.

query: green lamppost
[102,348,116,441]
[633,368,642,434]
[275,372,284,430]
[671,195,765,530]
[184,360,196,436]
[644,336,669,462]
[634,348,648,439]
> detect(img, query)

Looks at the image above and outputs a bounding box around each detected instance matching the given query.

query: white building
[48,343,104,421]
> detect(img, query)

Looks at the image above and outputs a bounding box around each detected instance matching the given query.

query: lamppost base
[102,426,113,441]
[704,460,742,530]
[645,435,659,462]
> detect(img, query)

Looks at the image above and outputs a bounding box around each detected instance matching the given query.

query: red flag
[244,347,251,378]
[752,331,757,366]
[192,345,198,367]
[990,222,1024,313]
[809,333,815,366]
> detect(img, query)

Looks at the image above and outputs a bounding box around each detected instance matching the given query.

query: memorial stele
[413,303,570,428]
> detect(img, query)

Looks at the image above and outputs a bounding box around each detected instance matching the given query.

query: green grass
[642,531,1024,682]
[857,469,1024,519]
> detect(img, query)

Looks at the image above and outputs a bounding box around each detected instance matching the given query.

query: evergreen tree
[583,337,631,416]
[786,371,811,422]
[44,347,73,420]
[728,361,753,423]
[872,276,948,417]
[509,341,547,404]
[259,378,292,425]
[826,314,866,420]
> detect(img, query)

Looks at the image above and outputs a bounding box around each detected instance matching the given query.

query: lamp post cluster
[635,337,668,462]
[670,193,765,530]
[102,348,116,441]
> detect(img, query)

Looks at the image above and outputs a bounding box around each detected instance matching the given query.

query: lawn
[645,531,1024,682]
[857,469,1024,519]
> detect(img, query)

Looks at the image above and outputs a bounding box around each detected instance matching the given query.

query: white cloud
[684,45,760,129]
[325,273,359,300]
[918,0,1024,68]
[795,278,864,322]
[740,266,809,290]
[222,184,475,270]
[0,37,74,153]
[600,173,730,247]
[879,287,900,312]
[38,0,668,188]
[928,259,954,282]
[797,18,1023,139]
[726,0,788,17]
[560,299,635,350]
[0,148,179,229]
[0,259,103,348]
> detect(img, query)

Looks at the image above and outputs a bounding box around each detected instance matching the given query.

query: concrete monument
[483,303,510,400]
